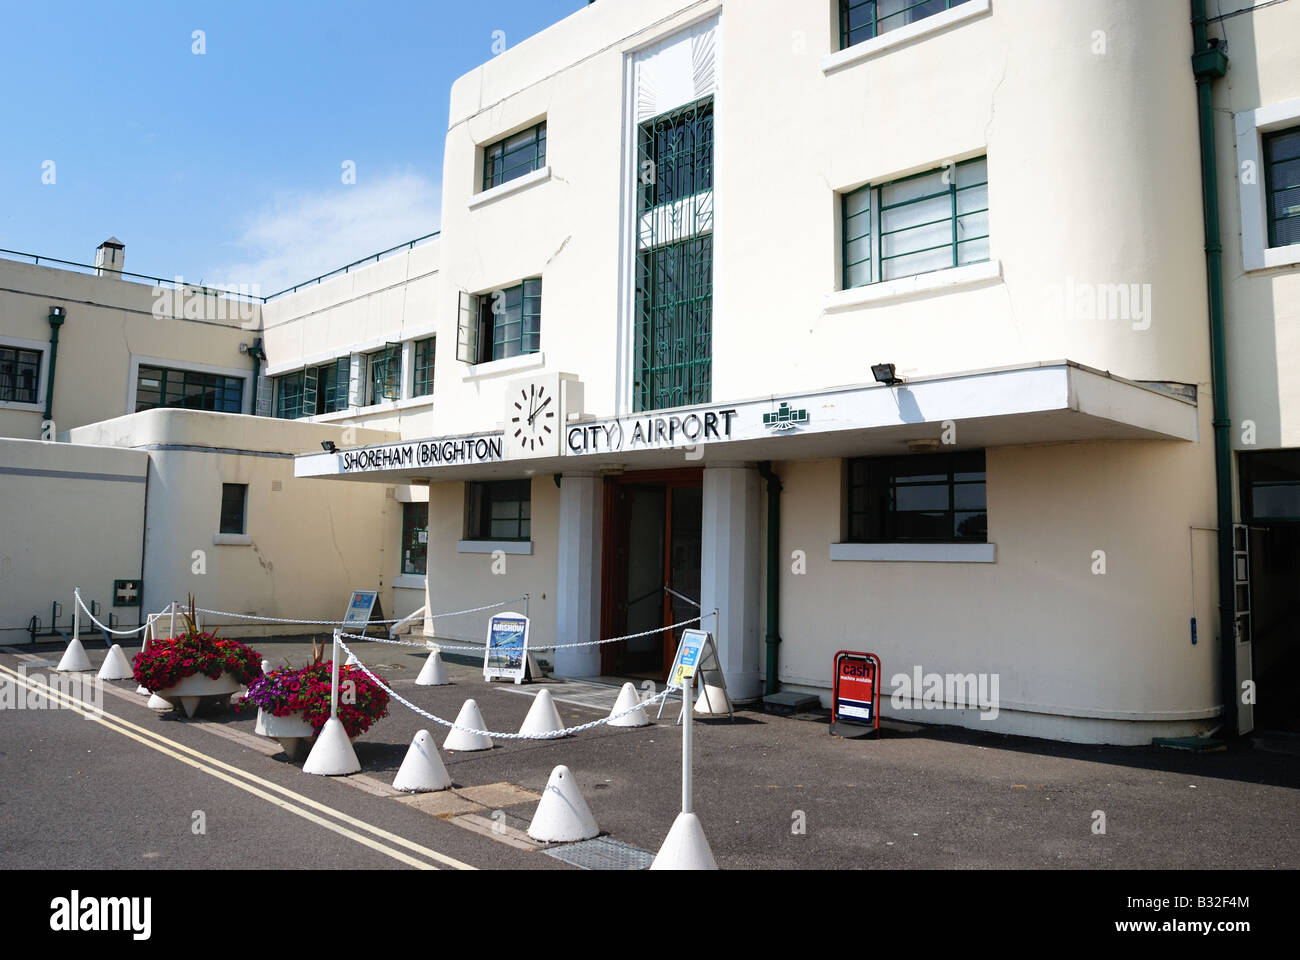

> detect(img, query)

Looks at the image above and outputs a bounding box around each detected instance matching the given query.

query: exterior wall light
[872,363,902,386]
[321,441,338,453]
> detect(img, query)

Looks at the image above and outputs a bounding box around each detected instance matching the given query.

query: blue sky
[0,0,587,294]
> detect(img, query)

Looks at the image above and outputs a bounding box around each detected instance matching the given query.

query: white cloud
[210,171,441,294]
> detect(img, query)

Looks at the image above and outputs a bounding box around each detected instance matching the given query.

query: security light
[872,363,902,386]
[321,441,337,453]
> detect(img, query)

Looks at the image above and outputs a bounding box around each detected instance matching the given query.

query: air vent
[385,487,397,499]
[271,480,282,492]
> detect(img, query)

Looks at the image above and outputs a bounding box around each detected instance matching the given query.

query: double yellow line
[0,663,474,871]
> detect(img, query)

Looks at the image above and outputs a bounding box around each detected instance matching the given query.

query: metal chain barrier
[334,634,675,740]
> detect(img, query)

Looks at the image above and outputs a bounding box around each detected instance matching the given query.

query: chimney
[95,237,125,277]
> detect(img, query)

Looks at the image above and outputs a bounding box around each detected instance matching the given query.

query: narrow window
[413,337,436,397]
[219,483,248,535]
[402,502,429,574]
[1264,126,1300,248]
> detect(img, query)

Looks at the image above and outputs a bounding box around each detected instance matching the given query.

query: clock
[505,374,566,458]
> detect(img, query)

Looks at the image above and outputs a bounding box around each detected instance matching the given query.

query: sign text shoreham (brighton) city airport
[340,435,503,473]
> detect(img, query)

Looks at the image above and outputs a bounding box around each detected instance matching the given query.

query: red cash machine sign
[836,657,875,721]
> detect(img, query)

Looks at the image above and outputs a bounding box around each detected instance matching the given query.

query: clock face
[509,381,557,454]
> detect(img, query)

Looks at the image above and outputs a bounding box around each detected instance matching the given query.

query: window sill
[822,0,991,75]
[1245,243,1300,273]
[461,351,545,381]
[392,574,427,589]
[213,533,252,546]
[0,400,44,412]
[457,540,533,556]
[825,259,1001,312]
[468,166,551,209]
[830,542,995,563]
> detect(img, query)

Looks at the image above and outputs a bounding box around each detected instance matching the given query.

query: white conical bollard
[97,644,134,680]
[303,717,361,775]
[56,637,92,672]
[415,650,448,686]
[651,812,718,870]
[146,692,171,710]
[527,765,600,842]
[345,651,359,666]
[393,729,452,792]
[518,689,565,738]
[443,699,493,752]
[607,682,651,727]
[693,682,732,716]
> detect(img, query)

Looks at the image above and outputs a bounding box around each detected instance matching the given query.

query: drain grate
[543,837,655,870]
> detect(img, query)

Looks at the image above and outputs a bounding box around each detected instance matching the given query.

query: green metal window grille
[273,358,349,419]
[274,370,305,420]
[402,502,429,575]
[467,479,531,541]
[366,343,402,405]
[840,0,972,49]
[482,122,547,192]
[634,97,714,412]
[413,337,436,396]
[847,450,986,542]
[842,155,988,289]
[475,280,541,363]
[1264,127,1300,248]
[136,365,243,414]
[0,346,41,404]
[219,483,247,535]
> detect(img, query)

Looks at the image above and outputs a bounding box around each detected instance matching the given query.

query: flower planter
[254,708,316,759]
[154,671,242,718]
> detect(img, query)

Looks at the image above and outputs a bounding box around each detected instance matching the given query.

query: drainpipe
[1191,0,1237,736]
[757,461,782,696]
[44,306,65,428]
[248,338,266,415]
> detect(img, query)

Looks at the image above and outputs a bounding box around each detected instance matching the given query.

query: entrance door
[601,470,703,680]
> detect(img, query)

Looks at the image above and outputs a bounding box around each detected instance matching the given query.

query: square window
[847,450,987,542]
[466,479,531,541]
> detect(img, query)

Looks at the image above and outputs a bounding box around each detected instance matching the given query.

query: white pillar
[700,463,762,701]
[555,473,603,677]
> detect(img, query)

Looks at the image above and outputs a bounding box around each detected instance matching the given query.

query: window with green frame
[136,364,243,414]
[273,357,350,419]
[847,450,986,542]
[467,479,531,541]
[402,502,429,575]
[365,343,402,405]
[413,337,436,397]
[482,121,546,192]
[840,0,972,49]
[458,280,541,364]
[219,483,248,535]
[1264,126,1300,248]
[634,97,713,412]
[843,155,988,289]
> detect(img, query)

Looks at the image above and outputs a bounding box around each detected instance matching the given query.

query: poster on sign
[831,650,881,738]
[483,612,530,683]
[342,590,379,630]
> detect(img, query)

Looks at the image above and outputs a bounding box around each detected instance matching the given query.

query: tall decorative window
[634,96,714,412]
[1264,126,1300,248]
[482,121,547,191]
[843,156,988,289]
[840,0,973,49]
[136,365,243,414]
[413,337,436,397]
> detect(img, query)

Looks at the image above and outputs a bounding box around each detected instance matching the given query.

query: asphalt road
[2,638,1297,871]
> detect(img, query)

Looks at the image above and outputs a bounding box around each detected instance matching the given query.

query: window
[847,450,986,542]
[634,97,714,412]
[0,346,41,404]
[219,483,248,535]
[482,121,547,191]
[135,365,243,414]
[467,479,531,541]
[402,502,429,575]
[843,156,988,289]
[366,343,402,405]
[456,281,542,365]
[1264,126,1300,248]
[840,0,972,49]
[274,358,350,419]
[413,337,435,397]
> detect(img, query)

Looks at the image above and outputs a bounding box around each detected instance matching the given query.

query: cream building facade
[2,0,1297,743]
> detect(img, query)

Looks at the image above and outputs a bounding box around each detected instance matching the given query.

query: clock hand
[529,395,552,426]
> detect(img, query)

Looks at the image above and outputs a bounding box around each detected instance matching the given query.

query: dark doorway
[1240,451,1300,732]
[600,469,703,680]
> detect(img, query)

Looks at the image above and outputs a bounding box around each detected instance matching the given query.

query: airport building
[2,0,1297,743]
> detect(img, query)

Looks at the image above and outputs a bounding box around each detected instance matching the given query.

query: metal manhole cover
[543,837,655,870]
